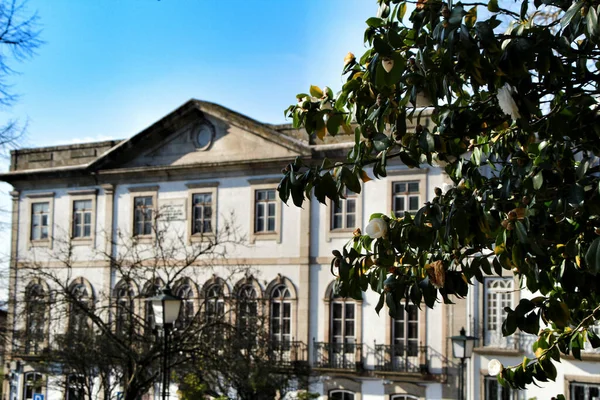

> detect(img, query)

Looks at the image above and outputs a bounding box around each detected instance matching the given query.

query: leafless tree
[13,212,310,400]
[0,0,42,151]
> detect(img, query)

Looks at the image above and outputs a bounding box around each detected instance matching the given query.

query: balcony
[268,340,308,367]
[313,341,363,371]
[374,344,428,374]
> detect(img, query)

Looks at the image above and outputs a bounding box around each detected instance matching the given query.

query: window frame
[392,303,420,356]
[175,281,197,329]
[24,280,48,355]
[325,190,363,242]
[186,182,218,243]
[22,372,44,400]
[249,179,281,243]
[323,281,363,352]
[565,376,600,400]
[129,186,158,242]
[270,284,293,344]
[483,375,515,400]
[67,278,95,337]
[330,189,359,231]
[68,189,97,245]
[484,277,515,348]
[386,169,428,219]
[329,390,355,400]
[26,192,55,248]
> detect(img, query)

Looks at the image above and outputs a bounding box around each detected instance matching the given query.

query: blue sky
[6,0,376,147]
[0,0,378,300]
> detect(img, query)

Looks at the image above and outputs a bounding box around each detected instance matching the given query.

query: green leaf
[588,329,600,348]
[520,0,528,20]
[472,146,481,166]
[533,171,543,190]
[487,0,499,12]
[587,5,599,38]
[327,113,343,136]
[502,311,517,336]
[562,2,583,29]
[342,167,362,194]
[373,133,392,151]
[398,2,407,21]
[366,17,385,28]
[515,221,528,244]
[465,6,477,28]
[571,332,583,360]
[375,292,385,315]
[309,85,323,98]
[585,237,600,275]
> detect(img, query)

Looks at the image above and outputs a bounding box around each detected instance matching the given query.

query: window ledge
[189,233,216,243]
[71,237,94,246]
[250,231,279,244]
[132,235,154,244]
[29,239,51,248]
[327,228,355,242]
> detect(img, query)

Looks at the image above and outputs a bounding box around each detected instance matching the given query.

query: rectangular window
[331,190,357,230]
[484,376,513,400]
[133,196,153,236]
[192,193,213,234]
[72,200,93,238]
[31,202,50,240]
[570,382,600,400]
[392,181,420,215]
[255,189,277,233]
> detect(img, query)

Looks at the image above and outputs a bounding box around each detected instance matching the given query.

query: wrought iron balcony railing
[268,340,308,366]
[374,343,428,373]
[313,341,363,370]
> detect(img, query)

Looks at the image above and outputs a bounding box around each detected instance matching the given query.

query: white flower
[365,218,388,239]
[382,58,394,73]
[488,359,503,376]
[442,183,454,194]
[497,83,521,120]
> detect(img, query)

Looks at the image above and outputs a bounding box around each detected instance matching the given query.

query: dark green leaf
[562,2,583,29]
[585,237,600,275]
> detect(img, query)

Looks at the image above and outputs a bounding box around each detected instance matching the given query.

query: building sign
[158,198,186,222]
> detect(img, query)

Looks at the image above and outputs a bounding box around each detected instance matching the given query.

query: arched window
[142,278,163,336]
[329,390,355,400]
[485,278,514,347]
[24,282,46,355]
[270,284,291,345]
[204,283,225,323]
[68,279,94,336]
[175,281,195,328]
[390,395,419,400]
[66,374,85,400]
[114,281,134,337]
[237,284,258,333]
[23,372,44,400]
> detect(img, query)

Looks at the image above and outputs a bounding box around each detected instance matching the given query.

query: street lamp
[148,286,182,400]
[450,327,478,400]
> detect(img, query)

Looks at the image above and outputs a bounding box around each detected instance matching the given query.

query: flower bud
[382,58,394,73]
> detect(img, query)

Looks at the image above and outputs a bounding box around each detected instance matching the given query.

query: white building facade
[1,99,474,400]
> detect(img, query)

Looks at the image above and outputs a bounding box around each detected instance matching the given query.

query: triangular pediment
[89,100,309,171]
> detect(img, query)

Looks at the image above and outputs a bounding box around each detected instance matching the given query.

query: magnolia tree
[281,0,600,393]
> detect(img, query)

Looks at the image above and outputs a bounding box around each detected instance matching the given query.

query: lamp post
[148,286,182,400]
[450,327,478,400]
